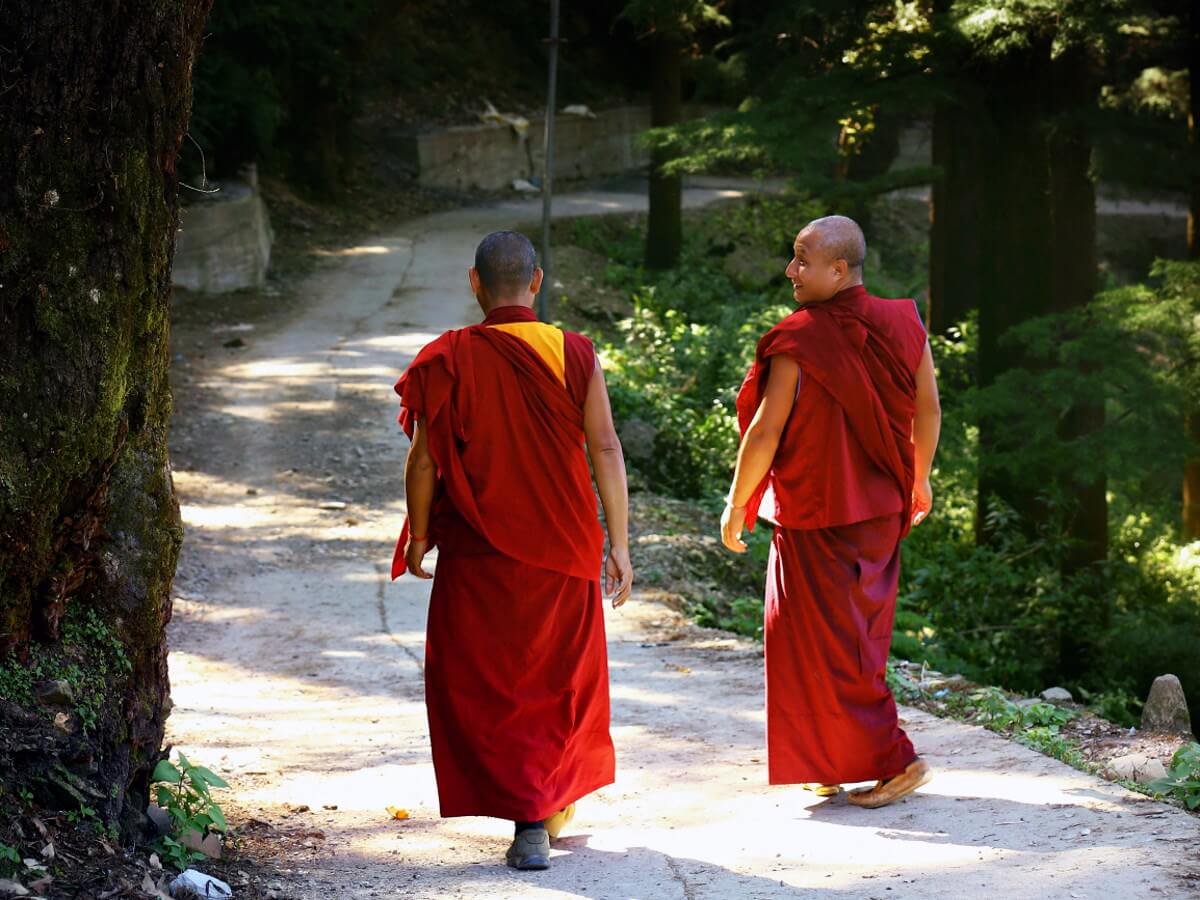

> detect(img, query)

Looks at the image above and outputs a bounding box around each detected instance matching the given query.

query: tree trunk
[0,0,210,842]
[1048,47,1106,677]
[1048,47,1105,569]
[1184,0,1200,541]
[929,93,985,334]
[928,0,982,334]
[842,107,903,236]
[974,44,1055,545]
[645,35,683,270]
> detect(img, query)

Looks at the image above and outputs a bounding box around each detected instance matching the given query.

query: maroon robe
[392,305,615,820]
[736,284,928,784]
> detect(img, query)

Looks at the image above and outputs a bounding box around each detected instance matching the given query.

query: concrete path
[164,181,1199,899]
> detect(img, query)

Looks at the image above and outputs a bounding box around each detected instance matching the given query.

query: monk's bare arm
[404,417,436,578]
[721,354,800,553]
[910,341,941,527]
[583,360,633,608]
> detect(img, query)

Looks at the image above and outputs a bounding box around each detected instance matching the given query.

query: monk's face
[785,229,846,305]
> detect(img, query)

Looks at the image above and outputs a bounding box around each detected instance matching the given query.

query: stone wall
[401,106,656,192]
[173,178,273,294]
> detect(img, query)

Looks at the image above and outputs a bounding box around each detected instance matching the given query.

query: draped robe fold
[391,305,614,820]
[735,285,928,784]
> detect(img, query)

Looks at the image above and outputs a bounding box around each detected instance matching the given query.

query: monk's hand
[721,503,748,553]
[405,537,433,579]
[604,545,633,609]
[911,477,933,527]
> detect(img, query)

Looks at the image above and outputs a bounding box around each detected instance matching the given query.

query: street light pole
[538,0,560,322]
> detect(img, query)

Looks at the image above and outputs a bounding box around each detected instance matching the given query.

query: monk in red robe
[721,215,942,808]
[393,231,633,870]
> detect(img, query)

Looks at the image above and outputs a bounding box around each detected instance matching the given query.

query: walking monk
[721,215,941,808]
[392,231,633,870]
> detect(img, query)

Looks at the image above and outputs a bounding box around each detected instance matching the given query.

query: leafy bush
[190,0,376,186]
[1148,742,1200,810]
[568,196,1200,735]
[150,752,230,872]
[575,194,820,498]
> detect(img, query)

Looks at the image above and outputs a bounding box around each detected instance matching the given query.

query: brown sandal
[847,758,933,809]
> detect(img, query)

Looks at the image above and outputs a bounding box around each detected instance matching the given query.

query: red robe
[392,305,615,820]
[736,284,928,784]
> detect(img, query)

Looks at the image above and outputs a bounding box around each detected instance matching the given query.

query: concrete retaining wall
[173,179,273,294]
[403,106,656,192]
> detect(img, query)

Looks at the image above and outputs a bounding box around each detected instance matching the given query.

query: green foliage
[971,264,1195,493]
[972,687,1076,731]
[641,0,939,194]
[0,842,19,878]
[693,595,765,639]
[893,261,1200,724]
[620,0,730,38]
[1147,742,1200,810]
[149,752,230,872]
[0,605,134,736]
[949,0,1132,60]
[891,677,1090,765]
[572,195,821,497]
[572,194,1200,735]
[190,0,380,185]
[1077,686,1143,729]
[64,803,107,837]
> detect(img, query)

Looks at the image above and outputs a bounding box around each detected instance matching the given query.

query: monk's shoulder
[869,295,924,326]
[411,328,463,363]
[759,308,820,353]
[562,328,595,356]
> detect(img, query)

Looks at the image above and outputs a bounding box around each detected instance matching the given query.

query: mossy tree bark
[0,0,211,841]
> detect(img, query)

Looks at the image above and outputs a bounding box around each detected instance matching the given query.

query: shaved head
[799,215,866,271]
[474,231,537,297]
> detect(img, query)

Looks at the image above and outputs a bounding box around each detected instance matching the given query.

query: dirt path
[165,183,1199,900]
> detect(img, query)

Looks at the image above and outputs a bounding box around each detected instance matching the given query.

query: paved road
[164,181,1199,899]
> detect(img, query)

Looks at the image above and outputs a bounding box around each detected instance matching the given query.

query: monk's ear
[832,258,849,280]
[468,266,483,296]
[530,267,544,295]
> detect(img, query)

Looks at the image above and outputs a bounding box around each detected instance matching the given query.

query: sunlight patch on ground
[351,333,447,351]
[233,758,437,812]
[172,596,264,624]
[311,245,397,257]
[916,768,1130,813]
[222,358,329,380]
[181,503,280,529]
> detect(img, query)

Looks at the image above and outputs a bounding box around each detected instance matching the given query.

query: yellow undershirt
[487,321,566,387]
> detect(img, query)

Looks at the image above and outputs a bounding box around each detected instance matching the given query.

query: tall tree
[622,0,728,270]
[1051,45,1104,573]
[1185,0,1200,540]
[928,0,983,334]
[0,0,211,839]
[971,31,1057,542]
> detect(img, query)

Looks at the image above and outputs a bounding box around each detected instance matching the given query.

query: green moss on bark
[0,0,213,843]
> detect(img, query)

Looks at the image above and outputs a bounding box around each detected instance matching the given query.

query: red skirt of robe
[764,513,916,785]
[425,546,615,821]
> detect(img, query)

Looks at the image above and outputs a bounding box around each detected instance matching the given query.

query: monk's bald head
[798,215,866,272]
[473,231,538,300]
[786,215,867,304]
